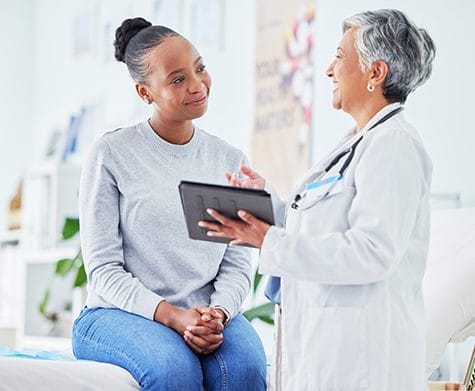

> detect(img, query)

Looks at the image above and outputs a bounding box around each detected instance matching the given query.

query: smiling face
[138,36,211,122]
[326,28,371,115]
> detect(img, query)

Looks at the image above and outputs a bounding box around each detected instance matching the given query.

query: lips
[332,81,339,92]
[186,95,208,106]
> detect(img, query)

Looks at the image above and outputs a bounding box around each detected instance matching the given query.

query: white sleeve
[264,182,287,228]
[259,129,427,285]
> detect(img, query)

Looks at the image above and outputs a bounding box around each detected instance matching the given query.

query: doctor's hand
[225,165,265,190]
[199,208,271,248]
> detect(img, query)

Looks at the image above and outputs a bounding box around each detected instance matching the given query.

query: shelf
[0,229,22,247]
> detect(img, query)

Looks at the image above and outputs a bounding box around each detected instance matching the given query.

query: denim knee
[141,355,203,391]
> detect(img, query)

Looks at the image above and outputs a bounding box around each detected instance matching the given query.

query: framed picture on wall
[189,0,224,52]
[153,0,184,32]
[72,11,96,58]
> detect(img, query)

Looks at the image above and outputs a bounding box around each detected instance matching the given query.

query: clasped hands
[155,302,226,355]
[182,306,225,355]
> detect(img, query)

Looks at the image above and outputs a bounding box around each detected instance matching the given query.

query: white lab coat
[259,103,433,391]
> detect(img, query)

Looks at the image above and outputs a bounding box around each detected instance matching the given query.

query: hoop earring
[367,83,375,92]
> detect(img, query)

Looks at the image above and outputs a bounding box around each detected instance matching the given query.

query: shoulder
[364,115,427,155]
[91,123,143,153]
[100,123,142,149]
[85,123,142,163]
[360,115,432,174]
[199,128,248,163]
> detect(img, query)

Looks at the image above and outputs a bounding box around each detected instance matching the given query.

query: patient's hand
[225,165,265,190]
[154,301,224,355]
[184,306,225,355]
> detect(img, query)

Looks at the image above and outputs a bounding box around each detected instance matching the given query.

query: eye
[197,64,207,72]
[172,76,185,84]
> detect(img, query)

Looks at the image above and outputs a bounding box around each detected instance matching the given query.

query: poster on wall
[253,0,315,197]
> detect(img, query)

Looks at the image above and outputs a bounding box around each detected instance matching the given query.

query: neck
[149,114,194,145]
[352,98,390,132]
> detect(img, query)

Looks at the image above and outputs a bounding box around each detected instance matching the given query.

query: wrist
[212,305,231,327]
[154,301,179,328]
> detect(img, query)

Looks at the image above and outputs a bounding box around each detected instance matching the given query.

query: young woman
[72,17,266,391]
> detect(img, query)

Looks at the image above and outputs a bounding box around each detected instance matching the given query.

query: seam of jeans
[213,351,227,391]
[73,331,151,389]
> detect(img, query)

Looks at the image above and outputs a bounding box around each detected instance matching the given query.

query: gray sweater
[80,120,252,320]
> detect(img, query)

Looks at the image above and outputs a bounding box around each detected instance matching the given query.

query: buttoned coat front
[260,103,433,391]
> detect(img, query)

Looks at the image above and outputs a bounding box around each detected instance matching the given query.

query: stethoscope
[290,106,404,210]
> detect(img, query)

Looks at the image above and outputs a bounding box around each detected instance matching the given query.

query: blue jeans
[72,307,266,390]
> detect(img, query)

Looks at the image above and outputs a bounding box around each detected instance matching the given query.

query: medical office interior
[0,0,474,389]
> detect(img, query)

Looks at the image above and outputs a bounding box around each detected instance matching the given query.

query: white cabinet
[0,161,83,350]
[0,230,22,348]
[21,161,81,249]
[17,247,79,350]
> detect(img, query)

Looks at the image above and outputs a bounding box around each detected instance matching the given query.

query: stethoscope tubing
[291,106,404,211]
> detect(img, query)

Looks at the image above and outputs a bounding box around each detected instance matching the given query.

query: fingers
[186,325,223,340]
[225,171,243,187]
[205,209,234,226]
[193,307,225,332]
[184,330,223,355]
[195,306,213,322]
[237,210,259,224]
[198,220,222,232]
[198,220,234,239]
[240,165,260,179]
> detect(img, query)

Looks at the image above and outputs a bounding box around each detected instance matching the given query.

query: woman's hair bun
[114,17,152,63]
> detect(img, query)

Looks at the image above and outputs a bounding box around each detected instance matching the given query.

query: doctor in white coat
[200,9,435,391]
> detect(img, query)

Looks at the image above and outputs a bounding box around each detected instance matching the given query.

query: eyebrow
[337,47,345,53]
[166,56,203,78]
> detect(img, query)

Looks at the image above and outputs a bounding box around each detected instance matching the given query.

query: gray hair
[343,9,436,103]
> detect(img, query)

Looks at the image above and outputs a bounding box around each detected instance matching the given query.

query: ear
[368,60,389,89]
[135,83,153,104]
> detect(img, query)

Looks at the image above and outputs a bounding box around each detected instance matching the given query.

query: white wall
[0,1,34,228]
[312,0,475,206]
[0,0,473,367]
[2,0,473,232]
[30,0,255,162]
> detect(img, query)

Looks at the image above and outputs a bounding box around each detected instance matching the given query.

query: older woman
[200,9,436,390]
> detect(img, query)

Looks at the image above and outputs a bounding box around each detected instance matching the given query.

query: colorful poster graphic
[253,0,315,197]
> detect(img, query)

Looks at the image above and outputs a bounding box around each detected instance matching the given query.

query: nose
[326,60,334,78]
[189,74,203,93]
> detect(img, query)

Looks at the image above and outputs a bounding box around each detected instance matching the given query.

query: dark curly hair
[114,17,179,83]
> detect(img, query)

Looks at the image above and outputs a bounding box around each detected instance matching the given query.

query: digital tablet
[179,180,275,246]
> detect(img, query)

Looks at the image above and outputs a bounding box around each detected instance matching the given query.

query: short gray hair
[343,9,436,103]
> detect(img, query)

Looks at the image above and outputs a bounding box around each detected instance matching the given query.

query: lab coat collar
[350,102,404,137]
[293,102,404,197]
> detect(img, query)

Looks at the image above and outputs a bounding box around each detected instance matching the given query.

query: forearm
[210,247,252,317]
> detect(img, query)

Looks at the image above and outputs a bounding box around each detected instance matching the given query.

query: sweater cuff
[210,291,237,318]
[132,288,165,320]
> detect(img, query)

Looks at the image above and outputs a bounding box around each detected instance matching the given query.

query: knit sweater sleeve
[79,137,164,320]
[209,152,253,317]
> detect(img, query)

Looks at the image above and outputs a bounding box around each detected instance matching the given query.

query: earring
[367,83,375,92]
